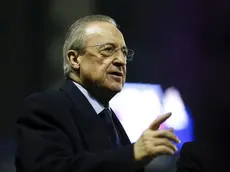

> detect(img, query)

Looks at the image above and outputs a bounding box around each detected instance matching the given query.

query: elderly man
[16,15,180,172]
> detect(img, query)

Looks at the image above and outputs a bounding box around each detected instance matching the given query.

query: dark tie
[99,108,121,147]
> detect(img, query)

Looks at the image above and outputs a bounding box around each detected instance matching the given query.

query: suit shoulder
[20,89,71,119]
[24,88,70,107]
[25,89,61,102]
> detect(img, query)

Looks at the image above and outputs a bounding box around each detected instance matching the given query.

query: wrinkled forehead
[84,22,126,46]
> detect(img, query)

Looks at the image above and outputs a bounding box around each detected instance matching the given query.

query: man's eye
[100,46,115,56]
[103,47,114,53]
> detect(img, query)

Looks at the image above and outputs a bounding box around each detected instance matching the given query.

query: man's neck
[68,74,112,106]
[84,84,112,107]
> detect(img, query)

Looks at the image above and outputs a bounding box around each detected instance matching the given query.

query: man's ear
[67,50,81,70]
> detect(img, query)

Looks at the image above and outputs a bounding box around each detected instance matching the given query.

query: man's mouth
[108,71,123,77]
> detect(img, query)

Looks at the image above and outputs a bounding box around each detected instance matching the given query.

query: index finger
[148,112,172,130]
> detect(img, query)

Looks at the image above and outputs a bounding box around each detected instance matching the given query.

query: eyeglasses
[73,43,134,61]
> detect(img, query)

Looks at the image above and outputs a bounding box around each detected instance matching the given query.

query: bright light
[162,87,189,130]
[110,83,193,145]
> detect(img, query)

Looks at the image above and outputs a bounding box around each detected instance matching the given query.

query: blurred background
[1,0,230,171]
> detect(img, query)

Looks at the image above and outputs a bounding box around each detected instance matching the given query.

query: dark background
[1,0,229,171]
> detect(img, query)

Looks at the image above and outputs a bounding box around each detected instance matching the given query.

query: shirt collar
[73,81,108,114]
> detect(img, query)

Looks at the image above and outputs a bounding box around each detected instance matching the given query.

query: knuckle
[144,129,152,135]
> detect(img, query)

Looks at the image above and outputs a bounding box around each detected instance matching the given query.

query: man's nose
[113,51,127,66]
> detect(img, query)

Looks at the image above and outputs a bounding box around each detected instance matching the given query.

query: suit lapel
[59,79,114,152]
[111,110,131,145]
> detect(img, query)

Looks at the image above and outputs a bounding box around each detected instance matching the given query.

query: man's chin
[101,84,123,98]
[108,83,123,92]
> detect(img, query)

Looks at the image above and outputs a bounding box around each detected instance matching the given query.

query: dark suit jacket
[175,141,214,172]
[15,79,145,172]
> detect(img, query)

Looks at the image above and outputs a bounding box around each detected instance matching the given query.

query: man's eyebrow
[108,42,127,48]
[98,42,127,49]
[103,42,116,46]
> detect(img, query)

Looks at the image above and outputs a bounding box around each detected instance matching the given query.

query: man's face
[76,22,127,95]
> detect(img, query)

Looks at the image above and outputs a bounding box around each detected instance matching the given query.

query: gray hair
[63,14,117,77]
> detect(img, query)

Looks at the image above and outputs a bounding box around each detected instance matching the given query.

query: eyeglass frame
[69,42,134,61]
